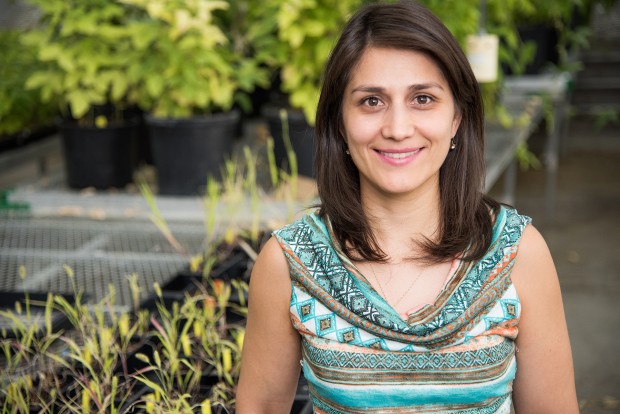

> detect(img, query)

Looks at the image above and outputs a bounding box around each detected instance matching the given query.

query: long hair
[315,0,499,263]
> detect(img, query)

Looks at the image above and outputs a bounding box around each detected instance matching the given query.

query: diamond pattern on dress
[501,299,519,318]
[298,299,315,323]
[316,314,336,336]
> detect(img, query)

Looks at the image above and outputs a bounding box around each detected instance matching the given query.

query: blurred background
[1,0,619,411]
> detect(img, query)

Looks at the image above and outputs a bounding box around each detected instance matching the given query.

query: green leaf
[25,72,51,90]
[287,26,304,48]
[38,44,62,61]
[67,90,91,119]
[146,75,164,98]
[210,77,235,110]
[302,20,326,37]
[110,73,129,101]
[57,50,76,72]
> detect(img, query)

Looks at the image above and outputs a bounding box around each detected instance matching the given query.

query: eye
[414,95,433,105]
[362,96,382,107]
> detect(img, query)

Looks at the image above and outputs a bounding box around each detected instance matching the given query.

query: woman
[236,1,578,412]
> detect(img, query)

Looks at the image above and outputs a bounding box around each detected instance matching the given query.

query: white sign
[466,34,499,83]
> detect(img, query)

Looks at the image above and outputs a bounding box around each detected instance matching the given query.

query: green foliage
[0,266,247,413]
[268,0,366,125]
[0,30,58,136]
[500,0,605,72]
[120,0,271,118]
[21,0,140,123]
[421,0,480,45]
[20,0,273,121]
[594,108,620,131]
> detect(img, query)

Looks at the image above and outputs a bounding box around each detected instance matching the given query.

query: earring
[345,148,350,155]
[450,138,456,150]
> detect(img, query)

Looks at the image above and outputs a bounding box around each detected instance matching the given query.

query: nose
[381,104,414,141]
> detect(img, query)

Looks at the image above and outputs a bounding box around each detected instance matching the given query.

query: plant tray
[164,250,250,292]
[0,291,74,338]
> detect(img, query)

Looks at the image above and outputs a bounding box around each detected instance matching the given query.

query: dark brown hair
[315,0,499,263]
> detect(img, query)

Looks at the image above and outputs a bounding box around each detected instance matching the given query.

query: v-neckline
[316,211,481,328]
[345,258,466,326]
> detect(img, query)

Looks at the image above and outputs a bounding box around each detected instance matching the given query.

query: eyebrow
[350,83,445,94]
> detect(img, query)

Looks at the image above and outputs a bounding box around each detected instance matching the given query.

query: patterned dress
[273,206,531,413]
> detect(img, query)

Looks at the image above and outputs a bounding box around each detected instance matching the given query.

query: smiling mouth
[376,149,421,159]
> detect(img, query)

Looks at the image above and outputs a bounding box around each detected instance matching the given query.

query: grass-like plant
[1,260,248,412]
[0,293,63,413]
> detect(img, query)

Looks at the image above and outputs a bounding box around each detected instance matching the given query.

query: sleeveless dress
[273,206,531,413]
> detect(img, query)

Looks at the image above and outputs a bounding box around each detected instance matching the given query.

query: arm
[236,237,302,413]
[511,225,578,413]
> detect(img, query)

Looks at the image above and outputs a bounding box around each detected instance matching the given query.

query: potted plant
[258,0,365,178]
[505,0,605,75]
[121,0,272,196]
[250,2,348,179]
[0,30,58,152]
[21,0,143,190]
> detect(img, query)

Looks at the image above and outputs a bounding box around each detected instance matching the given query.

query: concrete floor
[492,116,620,412]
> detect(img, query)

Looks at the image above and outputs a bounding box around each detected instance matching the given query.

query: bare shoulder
[510,223,556,290]
[515,223,550,260]
[251,236,290,287]
[246,235,294,310]
[256,235,288,266]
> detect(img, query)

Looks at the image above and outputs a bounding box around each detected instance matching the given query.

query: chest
[356,259,457,318]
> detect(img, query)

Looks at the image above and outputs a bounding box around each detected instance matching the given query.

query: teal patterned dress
[273,206,531,413]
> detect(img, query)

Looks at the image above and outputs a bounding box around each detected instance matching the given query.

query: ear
[339,120,348,144]
[451,110,462,138]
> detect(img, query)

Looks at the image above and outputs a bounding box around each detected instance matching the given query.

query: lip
[374,148,422,165]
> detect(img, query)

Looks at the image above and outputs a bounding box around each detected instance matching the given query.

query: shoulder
[247,236,293,316]
[511,223,558,302]
[516,223,550,259]
[252,236,290,284]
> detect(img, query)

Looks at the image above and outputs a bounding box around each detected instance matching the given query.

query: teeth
[378,150,419,159]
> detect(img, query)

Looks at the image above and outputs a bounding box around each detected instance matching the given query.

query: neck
[361,183,441,262]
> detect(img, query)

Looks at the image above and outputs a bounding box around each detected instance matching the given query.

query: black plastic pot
[517,24,559,75]
[147,111,240,196]
[60,120,139,189]
[263,106,315,178]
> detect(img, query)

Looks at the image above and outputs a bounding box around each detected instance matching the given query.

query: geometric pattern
[277,208,530,349]
[311,392,512,414]
[303,337,514,372]
[274,206,531,412]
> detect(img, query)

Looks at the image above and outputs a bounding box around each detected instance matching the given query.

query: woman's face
[342,47,461,200]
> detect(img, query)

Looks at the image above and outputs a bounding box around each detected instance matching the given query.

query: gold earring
[450,138,456,150]
[345,148,350,155]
